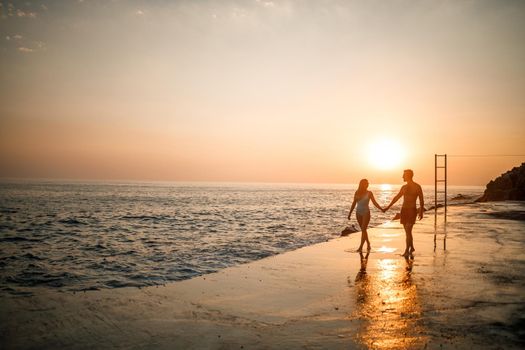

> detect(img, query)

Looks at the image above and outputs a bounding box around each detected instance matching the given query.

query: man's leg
[406,223,414,253]
[402,223,414,256]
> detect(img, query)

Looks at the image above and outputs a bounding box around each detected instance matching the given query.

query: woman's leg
[356,214,365,252]
[356,212,371,251]
[362,211,371,250]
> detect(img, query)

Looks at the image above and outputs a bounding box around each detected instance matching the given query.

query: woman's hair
[356,179,368,196]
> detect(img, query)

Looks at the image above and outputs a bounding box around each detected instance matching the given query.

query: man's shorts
[400,207,418,225]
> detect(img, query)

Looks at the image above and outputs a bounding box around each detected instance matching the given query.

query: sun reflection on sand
[353,255,428,349]
[375,246,397,253]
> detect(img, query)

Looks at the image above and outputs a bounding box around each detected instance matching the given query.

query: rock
[341,224,359,236]
[476,163,525,202]
[451,194,471,200]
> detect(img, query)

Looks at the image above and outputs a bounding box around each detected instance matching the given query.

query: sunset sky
[1,0,524,185]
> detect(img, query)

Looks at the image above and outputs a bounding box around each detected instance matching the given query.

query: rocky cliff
[476,163,525,202]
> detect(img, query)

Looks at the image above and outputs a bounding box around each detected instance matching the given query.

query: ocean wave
[0,182,485,296]
[58,218,88,225]
[0,236,42,242]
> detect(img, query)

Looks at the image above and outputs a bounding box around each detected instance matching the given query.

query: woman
[348,179,384,252]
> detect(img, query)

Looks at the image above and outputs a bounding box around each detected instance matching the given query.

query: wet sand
[1,202,524,349]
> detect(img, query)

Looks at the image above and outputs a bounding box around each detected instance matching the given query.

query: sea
[0,181,484,296]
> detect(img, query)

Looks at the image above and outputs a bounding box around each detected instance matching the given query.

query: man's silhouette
[385,169,424,257]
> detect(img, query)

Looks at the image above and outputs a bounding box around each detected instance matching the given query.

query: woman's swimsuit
[355,192,370,216]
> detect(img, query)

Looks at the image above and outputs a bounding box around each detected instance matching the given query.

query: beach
[1,200,524,349]
[2,1,524,348]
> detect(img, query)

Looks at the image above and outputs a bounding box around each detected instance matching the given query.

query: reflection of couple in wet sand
[348,169,424,257]
[352,251,421,348]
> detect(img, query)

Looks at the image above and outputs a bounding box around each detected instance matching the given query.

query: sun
[367,138,405,170]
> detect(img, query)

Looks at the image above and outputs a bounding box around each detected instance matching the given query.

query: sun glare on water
[368,138,405,170]
[380,184,392,191]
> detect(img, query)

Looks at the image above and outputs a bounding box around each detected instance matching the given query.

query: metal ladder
[434,154,447,224]
[434,154,447,251]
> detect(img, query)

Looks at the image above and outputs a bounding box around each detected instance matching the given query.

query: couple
[348,169,424,257]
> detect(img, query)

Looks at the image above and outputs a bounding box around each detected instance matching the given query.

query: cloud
[5,34,23,41]
[14,39,46,54]
[16,9,37,18]
[7,3,15,17]
[1,3,39,19]
[18,47,34,53]
[231,7,248,19]
[136,10,144,16]
[256,0,275,8]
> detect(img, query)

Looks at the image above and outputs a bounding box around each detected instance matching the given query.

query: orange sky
[1,1,524,185]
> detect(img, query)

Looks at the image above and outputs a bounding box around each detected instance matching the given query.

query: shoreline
[1,201,524,349]
[3,198,519,298]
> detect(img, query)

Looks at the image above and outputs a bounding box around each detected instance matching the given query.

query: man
[384,169,424,257]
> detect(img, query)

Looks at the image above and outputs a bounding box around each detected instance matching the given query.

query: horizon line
[0,176,487,188]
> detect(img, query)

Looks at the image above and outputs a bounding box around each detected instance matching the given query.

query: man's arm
[385,186,405,211]
[418,185,425,219]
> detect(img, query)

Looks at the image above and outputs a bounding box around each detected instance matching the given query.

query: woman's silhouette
[348,179,384,252]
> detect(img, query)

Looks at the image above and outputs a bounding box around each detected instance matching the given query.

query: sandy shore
[1,202,524,349]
